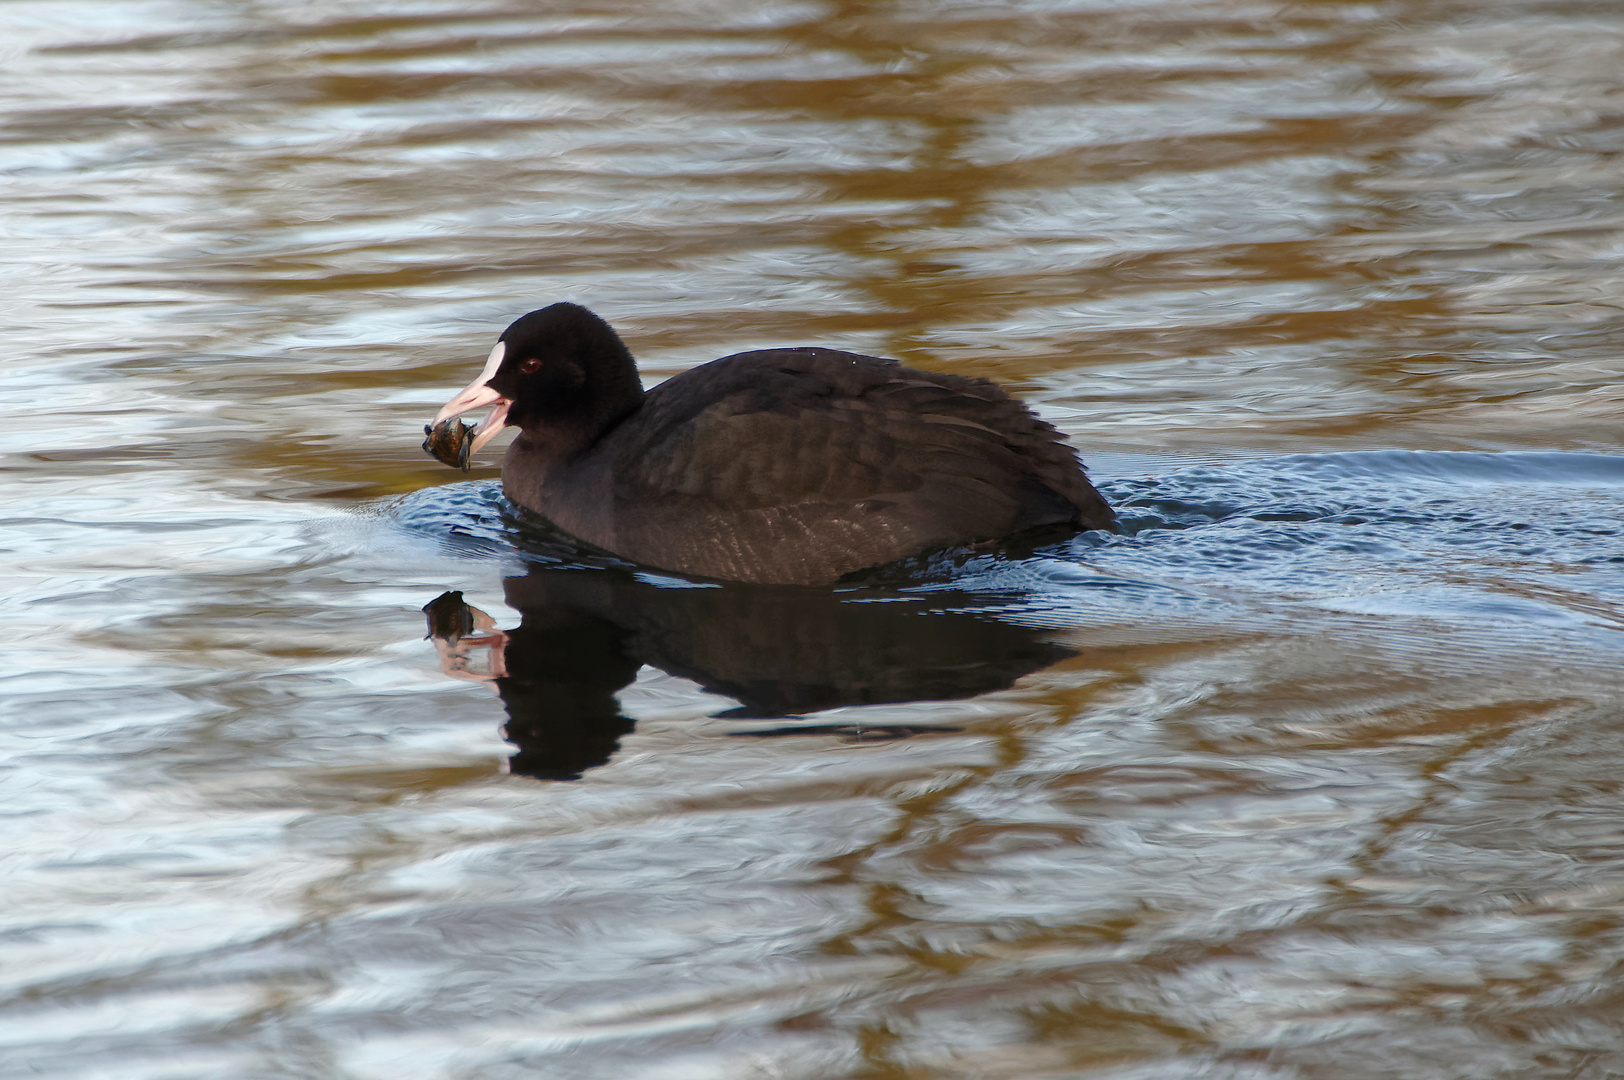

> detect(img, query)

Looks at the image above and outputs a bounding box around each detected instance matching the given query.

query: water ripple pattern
[4,2,1624,1079]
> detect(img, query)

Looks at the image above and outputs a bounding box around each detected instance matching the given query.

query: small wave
[1083,449,1624,636]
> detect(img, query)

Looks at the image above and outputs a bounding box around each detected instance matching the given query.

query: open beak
[434,341,512,457]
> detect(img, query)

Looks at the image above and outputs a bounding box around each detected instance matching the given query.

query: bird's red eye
[520,357,542,374]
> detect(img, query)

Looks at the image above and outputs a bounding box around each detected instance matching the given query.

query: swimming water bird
[428,303,1115,585]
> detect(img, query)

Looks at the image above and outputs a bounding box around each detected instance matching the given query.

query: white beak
[433,341,512,456]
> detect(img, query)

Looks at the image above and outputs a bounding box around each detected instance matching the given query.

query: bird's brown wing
[600,349,1110,585]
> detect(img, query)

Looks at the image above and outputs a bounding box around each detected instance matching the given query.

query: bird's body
[429,305,1114,585]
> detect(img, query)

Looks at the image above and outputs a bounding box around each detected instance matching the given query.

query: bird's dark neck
[510,396,641,470]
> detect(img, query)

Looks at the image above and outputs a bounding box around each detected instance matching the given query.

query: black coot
[429,303,1114,585]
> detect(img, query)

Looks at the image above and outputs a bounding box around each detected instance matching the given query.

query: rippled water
[6,1,1624,1077]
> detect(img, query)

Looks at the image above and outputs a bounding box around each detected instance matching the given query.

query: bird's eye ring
[520,357,542,374]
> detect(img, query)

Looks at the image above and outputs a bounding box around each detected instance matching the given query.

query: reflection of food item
[422,589,478,641]
[422,418,475,471]
[421,590,507,681]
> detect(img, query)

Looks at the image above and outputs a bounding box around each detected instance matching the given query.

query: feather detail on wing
[598,348,1109,584]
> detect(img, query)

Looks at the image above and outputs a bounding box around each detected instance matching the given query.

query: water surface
[5,1,1624,1077]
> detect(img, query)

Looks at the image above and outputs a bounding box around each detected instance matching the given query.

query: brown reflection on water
[732,629,1623,1079]
[29,0,1608,499]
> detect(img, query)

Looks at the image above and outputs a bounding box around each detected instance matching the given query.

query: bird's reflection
[424,563,1071,780]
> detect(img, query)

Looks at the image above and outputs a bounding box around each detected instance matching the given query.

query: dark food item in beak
[422,418,476,471]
